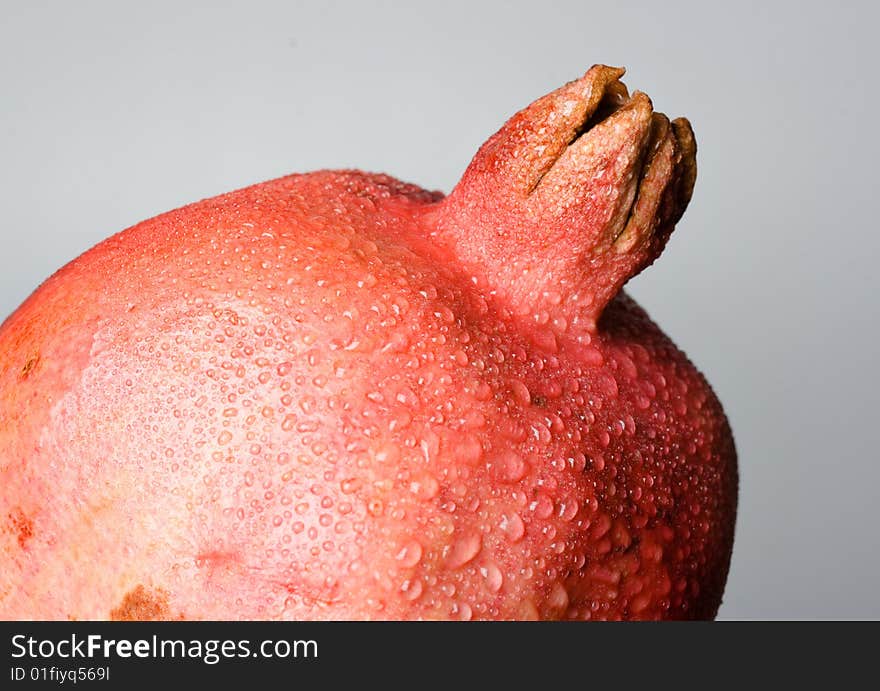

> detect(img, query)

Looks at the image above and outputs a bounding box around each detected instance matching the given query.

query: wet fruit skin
[0,66,736,620]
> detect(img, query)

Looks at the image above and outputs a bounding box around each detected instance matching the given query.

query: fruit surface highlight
[0,66,736,620]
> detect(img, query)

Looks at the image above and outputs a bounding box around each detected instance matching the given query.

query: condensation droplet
[445,532,481,569]
[499,512,525,543]
[410,473,440,501]
[375,443,401,464]
[481,563,504,593]
[454,435,484,465]
[455,602,473,621]
[492,449,527,483]
[518,599,540,620]
[509,379,531,406]
[400,578,423,602]
[530,493,554,519]
[531,329,558,353]
[395,540,423,568]
[340,478,362,494]
[548,582,570,611]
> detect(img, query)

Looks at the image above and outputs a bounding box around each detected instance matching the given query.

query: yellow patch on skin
[7,507,34,548]
[20,354,39,379]
[110,584,179,621]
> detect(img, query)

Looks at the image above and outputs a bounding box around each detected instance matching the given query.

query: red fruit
[0,66,736,620]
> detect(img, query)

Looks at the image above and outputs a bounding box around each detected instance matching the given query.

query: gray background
[1,1,877,619]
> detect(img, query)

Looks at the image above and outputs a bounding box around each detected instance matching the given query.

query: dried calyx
[440,65,698,327]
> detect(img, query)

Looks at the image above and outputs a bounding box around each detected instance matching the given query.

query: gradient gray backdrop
[2,1,877,619]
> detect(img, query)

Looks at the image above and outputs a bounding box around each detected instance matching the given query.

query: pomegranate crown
[438,65,697,328]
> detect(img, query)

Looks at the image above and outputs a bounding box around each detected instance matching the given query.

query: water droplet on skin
[454,435,484,465]
[419,431,440,463]
[454,602,473,621]
[611,520,632,550]
[509,379,531,406]
[461,409,486,429]
[375,443,401,464]
[491,449,527,483]
[548,582,570,611]
[395,540,423,568]
[381,331,410,354]
[569,452,586,472]
[473,381,494,402]
[400,578,423,601]
[499,512,525,542]
[532,423,552,443]
[281,414,297,431]
[276,362,293,376]
[530,329,558,352]
[630,593,652,615]
[395,387,419,408]
[542,380,563,400]
[445,532,482,569]
[410,473,440,501]
[481,563,504,592]
[530,493,554,519]
[217,431,233,445]
[559,498,579,522]
[618,354,638,380]
[598,372,619,398]
[518,600,540,620]
[340,478,362,494]
[580,347,604,366]
[544,290,563,306]
[591,514,612,540]
[436,306,455,324]
[552,315,568,333]
[388,408,412,431]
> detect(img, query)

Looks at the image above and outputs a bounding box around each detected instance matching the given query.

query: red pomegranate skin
[0,66,736,620]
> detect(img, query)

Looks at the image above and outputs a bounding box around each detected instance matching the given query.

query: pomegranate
[0,65,736,620]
